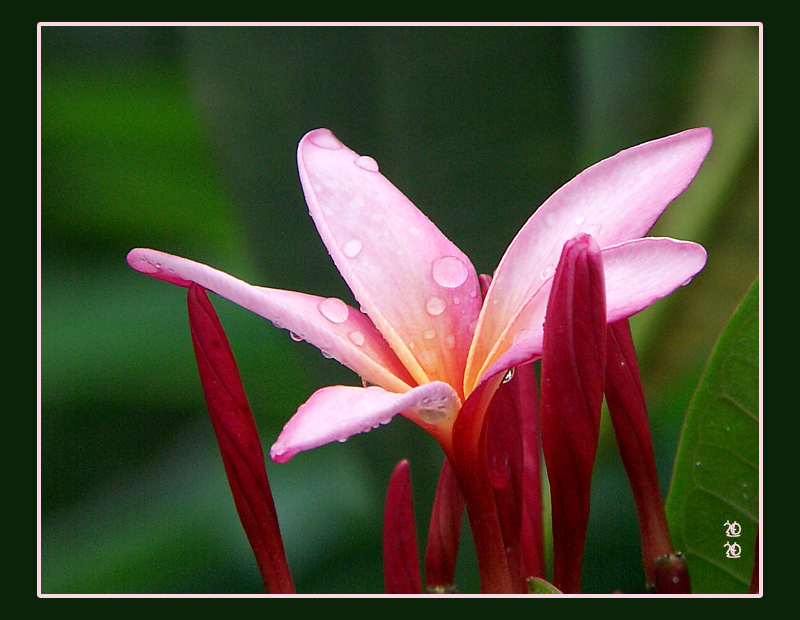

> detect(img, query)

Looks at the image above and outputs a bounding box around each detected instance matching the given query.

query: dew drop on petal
[289,332,303,342]
[432,255,469,288]
[540,265,555,280]
[423,329,436,340]
[575,215,586,227]
[355,155,379,172]
[309,131,343,150]
[318,297,349,324]
[502,368,515,383]
[342,238,363,258]
[348,330,365,346]
[444,334,456,349]
[416,407,449,425]
[425,296,446,316]
[417,350,438,370]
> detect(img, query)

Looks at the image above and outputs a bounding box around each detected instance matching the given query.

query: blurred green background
[39,24,760,595]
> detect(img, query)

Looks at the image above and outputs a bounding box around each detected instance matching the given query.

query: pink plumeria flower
[127,127,711,465]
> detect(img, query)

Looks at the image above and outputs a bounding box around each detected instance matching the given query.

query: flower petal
[297,129,482,395]
[474,236,707,386]
[127,248,414,392]
[466,128,712,392]
[269,382,461,464]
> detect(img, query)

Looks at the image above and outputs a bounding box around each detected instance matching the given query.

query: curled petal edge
[269,382,461,464]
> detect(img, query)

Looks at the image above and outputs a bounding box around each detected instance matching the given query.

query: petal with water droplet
[126,248,414,392]
[269,381,460,463]
[298,129,481,395]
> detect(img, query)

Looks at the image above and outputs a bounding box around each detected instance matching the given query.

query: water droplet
[502,368,515,383]
[416,407,449,425]
[309,130,343,150]
[575,215,586,226]
[432,256,469,288]
[417,350,438,370]
[289,332,303,342]
[540,265,555,280]
[425,296,446,316]
[318,297,349,324]
[342,238,363,258]
[348,330,365,346]
[544,213,557,227]
[355,155,379,172]
[423,329,436,340]
[444,335,456,349]
[695,461,702,468]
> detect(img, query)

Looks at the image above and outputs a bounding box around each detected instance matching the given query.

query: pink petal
[466,128,712,392]
[474,237,707,386]
[269,382,461,464]
[127,248,414,392]
[297,129,482,396]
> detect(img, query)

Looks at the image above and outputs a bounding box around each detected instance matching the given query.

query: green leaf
[665,279,759,593]
[526,576,562,594]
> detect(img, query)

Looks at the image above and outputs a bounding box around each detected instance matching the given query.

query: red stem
[450,375,516,594]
